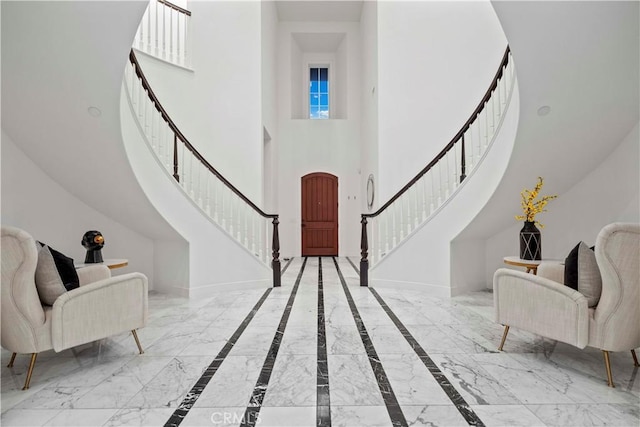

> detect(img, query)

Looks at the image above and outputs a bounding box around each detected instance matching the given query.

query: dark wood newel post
[173,134,180,182]
[460,134,466,183]
[272,216,281,287]
[360,216,369,287]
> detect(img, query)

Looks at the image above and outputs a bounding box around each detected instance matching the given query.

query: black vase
[520,221,541,260]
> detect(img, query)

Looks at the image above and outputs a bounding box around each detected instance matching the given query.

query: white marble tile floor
[2,257,638,426]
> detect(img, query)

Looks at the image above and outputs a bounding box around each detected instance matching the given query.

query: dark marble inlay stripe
[332,258,408,427]
[317,258,331,426]
[368,287,486,427]
[345,256,360,275]
[164,287,274,427]
[239,257,308,427]
[281,257,294,275]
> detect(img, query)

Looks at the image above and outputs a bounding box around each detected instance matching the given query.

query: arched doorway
[301,172,338,256]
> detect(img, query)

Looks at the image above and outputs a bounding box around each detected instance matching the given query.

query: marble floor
[2,257,639,427]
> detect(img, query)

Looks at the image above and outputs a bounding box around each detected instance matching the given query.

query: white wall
[371,84,520,297]
[276,21,362,257]
[277,120,361,257]
[335,36,349,119]
[484,122,640,286]
[121,88,272,297]
[377,0,507,202]
[1,131,155,285]
[261,0,279,213]
[359,0,379,213]
[134,1,264,203]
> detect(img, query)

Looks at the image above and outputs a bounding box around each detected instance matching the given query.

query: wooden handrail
[129,49,277,220]
[359,45,512,286]
[157,0,192,16]
[363,46,511,219]
[128,48,281,286]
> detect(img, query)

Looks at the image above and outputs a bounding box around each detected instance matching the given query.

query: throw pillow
[564,241,602,307]
[35,243,80,305]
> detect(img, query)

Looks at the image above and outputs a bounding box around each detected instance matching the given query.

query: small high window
[309,67,329,119]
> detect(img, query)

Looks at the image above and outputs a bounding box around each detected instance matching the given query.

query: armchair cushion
[51,272,148,352]
[76,264,111,286]
[35,243,80,305]
[564,241,602,307]
[494,269,590,348]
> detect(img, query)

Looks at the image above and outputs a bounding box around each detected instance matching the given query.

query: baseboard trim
[370,279,451,299]
[169,279,271,299]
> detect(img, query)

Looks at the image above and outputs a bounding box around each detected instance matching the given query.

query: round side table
[503,256,542,275]
[76,259,129,270]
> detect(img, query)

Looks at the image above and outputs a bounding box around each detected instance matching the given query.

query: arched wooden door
[301,173,338,256]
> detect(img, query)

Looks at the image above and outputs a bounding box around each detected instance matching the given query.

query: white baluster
[258,218,264,261]
[503,66,508,105]
[160,123,167,169]
[148,108,155,150]
[233,197,239,240]
[221,187,227,228]
[378,216,383,261]
[213,177,220,222]
[136,82,143,117]
[265,217,269,264]
[370,218,376,265]
[398,196,405,239]
[413,183,419,229]
[197,163,204,207]
[179,143,186,186]
[176,12,181,66]
[162,4,166,60]
[405,192,412,235]
[429,172,435,213]
[138,8,145,50]
[251,214,257,254]
[205,173,211,215]
[184,14,189,66]
[145,1,151,50]
[421,176,427,221]
[490,91,496,138]
[478,111,483,164]
[169,9,174,63]
[444,155,451,199]
[497,76,503,113]
[453,143,459,189]
[391,201,397,247]
[188,150,194,196]
[436,162,444,206]
[244,205,249,246]
[130,65,137,106]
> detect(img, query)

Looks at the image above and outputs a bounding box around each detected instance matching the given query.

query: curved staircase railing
[124,49,281,287]
[133,0,191,68]
[360,46,516,286]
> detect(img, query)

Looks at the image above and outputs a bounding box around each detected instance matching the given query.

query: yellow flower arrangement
[515,177,557,227]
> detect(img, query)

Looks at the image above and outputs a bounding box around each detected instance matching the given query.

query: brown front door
[301,172,338,256]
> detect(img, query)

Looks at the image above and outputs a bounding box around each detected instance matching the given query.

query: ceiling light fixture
[537,105,551,116]
[87,106,102,117]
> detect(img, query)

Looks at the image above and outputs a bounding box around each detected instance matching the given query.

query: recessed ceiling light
[87,106,102,117]
[537,105,551,116]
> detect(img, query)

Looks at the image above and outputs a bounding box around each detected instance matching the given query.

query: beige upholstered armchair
[1,226,148,389]
[493,222,640,387]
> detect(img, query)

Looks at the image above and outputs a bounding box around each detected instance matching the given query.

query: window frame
[305,62,333,120]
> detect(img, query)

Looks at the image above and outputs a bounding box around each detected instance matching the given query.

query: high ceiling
[276,0,364,22]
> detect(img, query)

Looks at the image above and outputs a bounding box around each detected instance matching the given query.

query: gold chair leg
[498,325,510,351]
[602,350,615,388]
[22,353,38,390]
[631,349,639,367]
[7,352,17,368]
[132,330,144,354]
